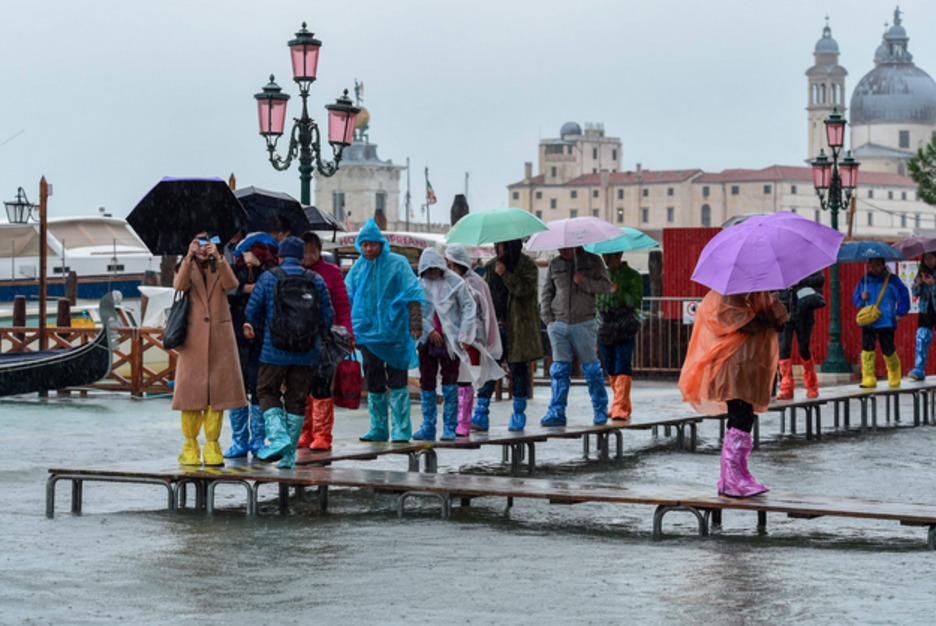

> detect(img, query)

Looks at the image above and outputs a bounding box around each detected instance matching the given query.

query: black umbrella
[233,186,313,235]
[303,204,345,232]
[127,177,248,255]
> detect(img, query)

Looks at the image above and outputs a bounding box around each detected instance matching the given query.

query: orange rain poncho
[678,290,789,416]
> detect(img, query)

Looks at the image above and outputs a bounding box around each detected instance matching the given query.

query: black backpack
[268,267,322,352]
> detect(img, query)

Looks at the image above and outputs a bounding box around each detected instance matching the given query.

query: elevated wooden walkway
[45,463,936,550]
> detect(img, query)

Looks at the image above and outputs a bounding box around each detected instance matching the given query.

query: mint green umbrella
[445,207,548,245]
[583,227,659,254]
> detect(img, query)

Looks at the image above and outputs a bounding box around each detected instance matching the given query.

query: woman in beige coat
[172,234,247,465]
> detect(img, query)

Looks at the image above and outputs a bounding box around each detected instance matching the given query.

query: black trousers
[257,363,315,415]
[360,345,408,393]
[726,399,755,433]
[778,314,815,360]
[861,326,896,356]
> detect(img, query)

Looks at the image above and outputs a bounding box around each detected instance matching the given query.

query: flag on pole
[425,167,438,205]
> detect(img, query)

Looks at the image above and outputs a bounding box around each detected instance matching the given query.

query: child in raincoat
[679,290,788,497]
[412,248,477,441]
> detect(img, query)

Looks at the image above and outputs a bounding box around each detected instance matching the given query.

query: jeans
[547,319,598,364]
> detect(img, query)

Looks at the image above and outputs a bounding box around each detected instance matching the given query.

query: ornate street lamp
[811,108,861,374]
[254,22,360,206]
[4,187,37,224]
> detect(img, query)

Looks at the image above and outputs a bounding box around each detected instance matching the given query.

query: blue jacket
[912,264,936,317]
[245,257,334,366]
[852,269,910,329]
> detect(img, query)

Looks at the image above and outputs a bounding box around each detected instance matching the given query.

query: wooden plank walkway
[45,463,936,550]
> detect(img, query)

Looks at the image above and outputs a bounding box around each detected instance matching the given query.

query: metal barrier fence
[632,297,698,377]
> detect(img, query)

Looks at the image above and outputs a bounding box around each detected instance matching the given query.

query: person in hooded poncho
[412,247,477,441]
[445,243,504,436]
[345,219,425,442]
[678,290,788,497]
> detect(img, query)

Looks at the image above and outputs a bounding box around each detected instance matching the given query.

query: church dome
[560,121,582,137]
[849,9,936,125]
[814,24,839,54]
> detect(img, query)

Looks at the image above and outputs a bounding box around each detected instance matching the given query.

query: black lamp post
[4,187,37,224]
[811,108,861,374]
[254,23,360,206]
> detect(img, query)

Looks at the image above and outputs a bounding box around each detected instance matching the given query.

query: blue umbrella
[837,241,905,263]
[583,227,659,254]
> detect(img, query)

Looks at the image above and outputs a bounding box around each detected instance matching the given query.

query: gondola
[0,292,117,397]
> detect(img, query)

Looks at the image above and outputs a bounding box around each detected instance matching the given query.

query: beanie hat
[278,236,305,259]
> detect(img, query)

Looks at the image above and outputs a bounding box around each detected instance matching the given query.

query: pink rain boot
[456,385,474,437]
[717,427,768,497]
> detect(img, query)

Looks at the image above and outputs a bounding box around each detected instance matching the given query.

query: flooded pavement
[3,382,936,624]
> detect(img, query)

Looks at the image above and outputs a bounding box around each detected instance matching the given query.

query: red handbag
[333,354,363,409]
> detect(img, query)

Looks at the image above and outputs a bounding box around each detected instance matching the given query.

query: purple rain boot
[456,385,474,437]
[717,427,769,497]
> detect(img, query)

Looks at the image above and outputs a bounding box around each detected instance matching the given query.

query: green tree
[908,135,936,206]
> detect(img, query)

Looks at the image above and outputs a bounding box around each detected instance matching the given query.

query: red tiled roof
[507,174,545,187]
[694,164,916,187]
[566,169,703,185]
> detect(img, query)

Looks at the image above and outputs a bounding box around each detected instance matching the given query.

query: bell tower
[806,18,848,161]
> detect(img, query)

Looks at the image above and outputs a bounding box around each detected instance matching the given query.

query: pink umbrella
[525,217,623,251]
[691,212,844,295]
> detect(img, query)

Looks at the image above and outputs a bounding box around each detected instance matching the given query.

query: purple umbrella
[525,217,623,251]
[691,212,844,295]
[893,235,936,258]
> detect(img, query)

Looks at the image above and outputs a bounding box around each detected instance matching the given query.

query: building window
[511,191,520,201]
[790,207,798,214]
[702,186,710,197]
[592,209,599,217]
[867,212,873,226]
[667,187,674,196]
[592,168,597,174]
[570,209,578,218]
[592,148,598,159]
[916,213,921,228]
[791,185,797,194]
[763,185,772,194]
[612,149,618,161]
[550,167,557,178]
[545,144,564,154]
[332,191,346,221]
[701,204,711,227]
[901,213,907,228]
[642,188,649,197]
[868,190,874,199]
[535,210,543,219]
[550,198,557,209]
[815,210,821,223]
[617,189,624,200]
[571,190,578,199]
[593,189,599,198]
[376,191,386,212]
[900,130,910,149]
[535,191,542,199]
[902,192,908,201]
[667,207,674,223]
[888,190,894,200]
[731,186,740,195]
[641,208,649,223]
[616,207,624,223]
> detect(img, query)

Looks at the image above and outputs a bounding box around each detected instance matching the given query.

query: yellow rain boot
[178,410,204,465]
[202,407,225,466]
[860,350,878,389]
[883,352,902,388]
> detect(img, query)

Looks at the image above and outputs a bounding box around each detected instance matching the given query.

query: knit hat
[277,236,305,259]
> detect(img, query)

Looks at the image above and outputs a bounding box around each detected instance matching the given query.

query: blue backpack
[269,267,321,352]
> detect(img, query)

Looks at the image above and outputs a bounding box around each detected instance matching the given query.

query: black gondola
[0,293,117,397]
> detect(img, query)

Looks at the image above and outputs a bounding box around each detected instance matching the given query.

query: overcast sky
[2,0,935,226]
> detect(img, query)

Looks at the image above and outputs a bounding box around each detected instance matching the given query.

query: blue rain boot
[389,387,412,442]
[909,327,932,381]
[412,389,438,440]
[256,408,289,462]
[223,406,250,458]
[471,388,493,432]
[508,396,527,431]
[276,412,305,469]
[582,360,609,425]
[540,361,572,426]
[248,404,265,455]
[360,392,390,442]
[440,384,459,441]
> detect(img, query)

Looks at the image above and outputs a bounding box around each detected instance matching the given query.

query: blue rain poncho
[345,219,425,370]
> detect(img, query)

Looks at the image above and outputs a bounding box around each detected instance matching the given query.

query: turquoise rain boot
[412,389,438,440]
[248,404,266,455]
[471,396,491,431]
[440,384,459,441]
[360,392,390,442]
[508,396,527,431]
[276,412,305,469]
[540,361,572,426]
[223,406,250,458]
[582,360,609,425]
[909,327,932,381]
[256,408,289,462]
[389,387,412,442]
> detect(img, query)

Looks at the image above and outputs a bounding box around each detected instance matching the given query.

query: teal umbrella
[445,207,548,245]
[583,227,659,254]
